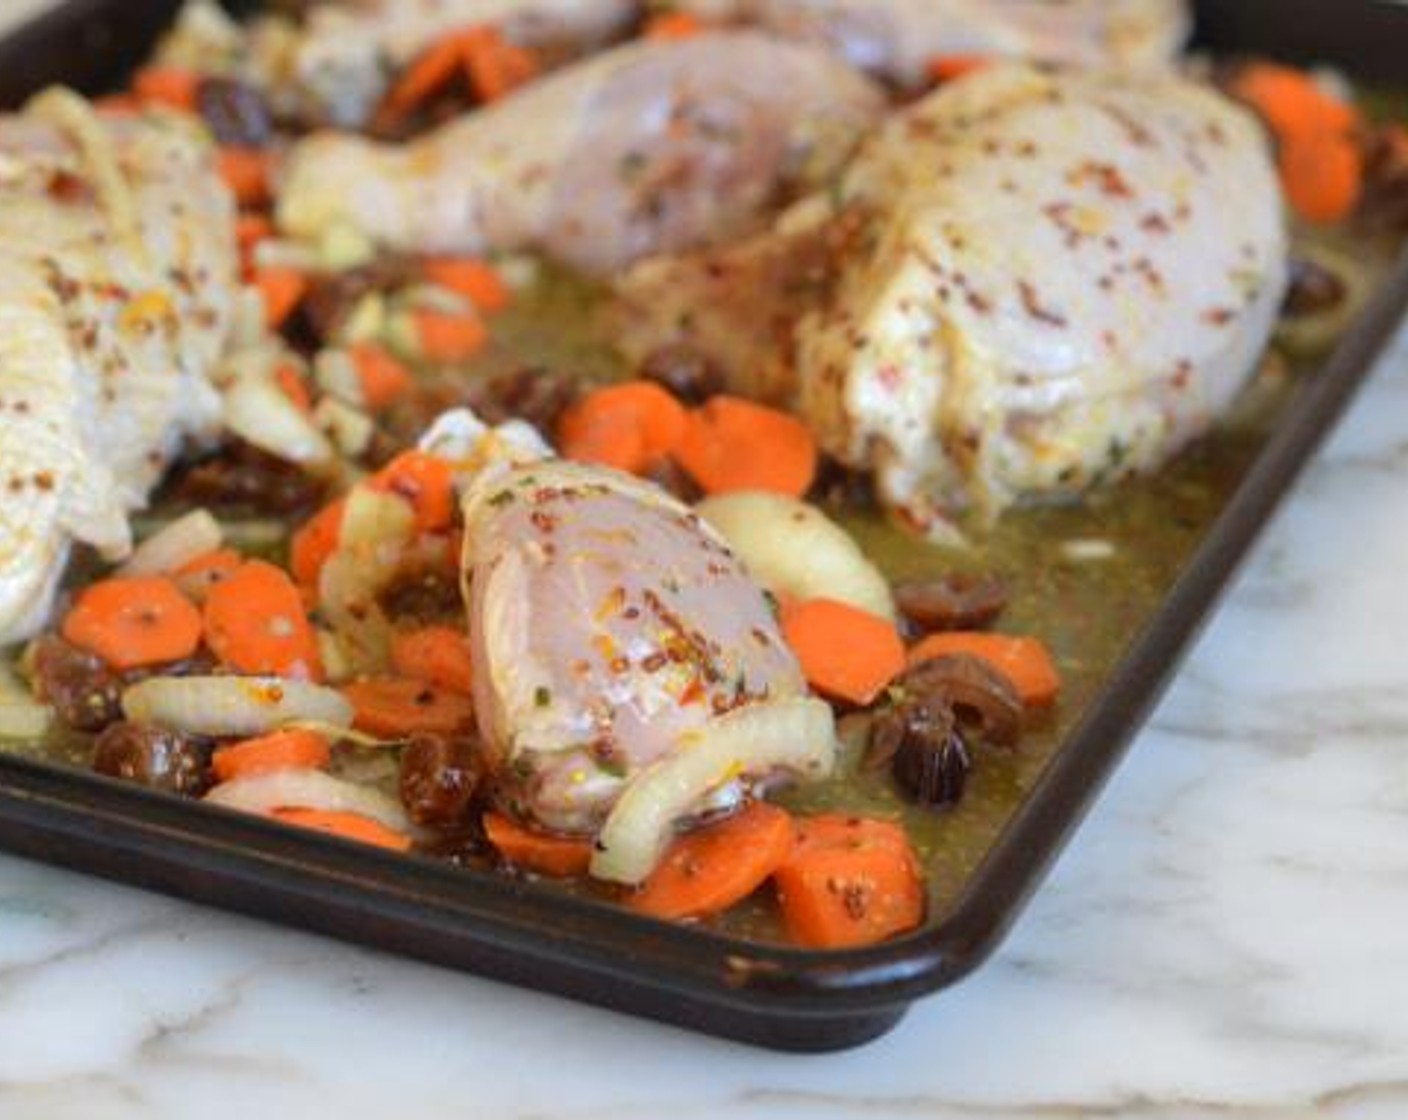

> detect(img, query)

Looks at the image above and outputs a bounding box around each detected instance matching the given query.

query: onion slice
[590,697,837,885]
[118,509,223,577]
[205,769,411,834]
[122,675,353,737]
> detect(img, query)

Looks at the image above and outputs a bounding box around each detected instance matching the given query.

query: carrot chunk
[422,257,511,313]
[273,808,413,851]
[342,677,475,737]
[216,147,272,208]
[350,341,414,409]
[390,626,475,695]
[557,380,687,474]
[371,450,456,533]
[289,499,346,595]
[781,598,905,706]
[643,12,707,40]
[774,814,925,949]
[253,267,308,330]
[274,362,313,414]
[131,66,199,111]
[674,395,817,497]
[907,631,1060,707]
[460,26,540,102]
[414,308,488,362]
[381,34,466,118]
[630,802,794,920]
[1279,133,1363,224]
[172,547,242,602]
[925,54,991,83]
[204,560,323,680]
[483,811,592,877]
[61,576,202,671]
[212,728,332,783]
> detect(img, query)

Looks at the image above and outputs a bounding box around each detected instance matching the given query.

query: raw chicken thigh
[460,458,835,882]
[680,0,1189,86]
[277,31,884,275]
[0,90,238,642]
[615,64,1288,533]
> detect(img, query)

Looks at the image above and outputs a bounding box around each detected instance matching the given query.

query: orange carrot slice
[253,267,308,330]
[422,257,511,312]
[460,26,540,103]
[557,380,687,474]
[629,802,794,920]
[131,66,199,111]
[780,598,906,706]
[217,147,272,208]
[925,54,991,83]
[204,560,323,680]
[414,308,488,362]
[61,576,202,671]
[483,811,592,877]
[350,342,413,410]
[907,631,1060,707]
[390,626,475,695]
[674,395,817,497]
[212,728,332,783]
[289,499,346,594]
[643,12,707,40]
[342,677,475,737]
[774,814,925,949]
[371,450,456,533]
[172,547,242,602]
[273,808,413,851]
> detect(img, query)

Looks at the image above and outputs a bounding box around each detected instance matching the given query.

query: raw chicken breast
[460,459,829,849]
[0,90,238,642]
[615,65,1288,533]
[680,0,1189,86]
[291,0,639,126]
[277,31,884,274]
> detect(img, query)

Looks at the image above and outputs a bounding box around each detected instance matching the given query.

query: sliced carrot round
[674,395,817,497]
[557,380,686,474]
[61,576,202,671]
[483,811,592,877]
[774,814,925,949]
[371,451,456,533]
[350,342,413,410]
[342,677,475,737]
[204,560,323,680]
[629,801,794,920]
[273,808,412,851]
[131,66,199,112]
[390,626,475,695]
[289,498,346,594]
[414,308,487,363]
[780,598,905,707]
[422,258,511,313]
[212,728,331,784]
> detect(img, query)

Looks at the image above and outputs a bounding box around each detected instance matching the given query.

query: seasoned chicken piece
[0,90,238,642]
[460,458,834,873]
[277,31,884,275]
[681,0,1189,86]
[615,65,1287,533]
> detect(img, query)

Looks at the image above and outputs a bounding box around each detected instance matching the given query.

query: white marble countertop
[4,5,1408,1118]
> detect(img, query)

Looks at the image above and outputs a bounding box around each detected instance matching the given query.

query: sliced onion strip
[121,675,353,737]
[118,509,223,577]
[205,769,410,834]
[590,697,837,885]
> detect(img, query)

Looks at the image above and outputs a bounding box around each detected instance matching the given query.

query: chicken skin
[0,90,238,642]
[277,31,884,275]
[614,64,1288,534]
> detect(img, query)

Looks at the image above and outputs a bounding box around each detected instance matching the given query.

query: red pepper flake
[1017,280,1068,328]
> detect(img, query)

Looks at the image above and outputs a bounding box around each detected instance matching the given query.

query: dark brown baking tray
[0,0,1405,1053]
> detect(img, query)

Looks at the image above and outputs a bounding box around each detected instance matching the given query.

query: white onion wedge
[697,491,896,621]
[118,509,223,577]
[122,675,353,737]
[590,697,837,885]
[318,487,415,675]
[0,664,50,740]
[205,769,410,833]
[224,374,334,467]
